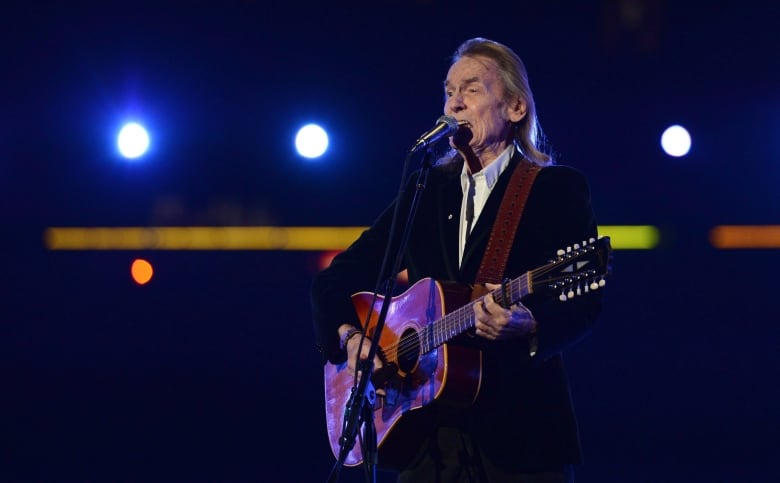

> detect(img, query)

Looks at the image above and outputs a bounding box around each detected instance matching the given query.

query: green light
[598,225,660,249]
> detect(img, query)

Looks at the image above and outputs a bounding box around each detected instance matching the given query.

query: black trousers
[396,426,573,483]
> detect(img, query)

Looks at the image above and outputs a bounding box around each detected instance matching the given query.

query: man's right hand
[338,324,383,379]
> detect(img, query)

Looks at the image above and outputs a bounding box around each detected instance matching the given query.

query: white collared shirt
[458,145,515,266]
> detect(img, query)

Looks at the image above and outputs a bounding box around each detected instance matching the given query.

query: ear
[506,97,527,123]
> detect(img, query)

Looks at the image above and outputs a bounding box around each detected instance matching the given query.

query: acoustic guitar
[324,236,613,468]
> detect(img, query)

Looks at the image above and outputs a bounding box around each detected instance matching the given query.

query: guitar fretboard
[417,274,531,354]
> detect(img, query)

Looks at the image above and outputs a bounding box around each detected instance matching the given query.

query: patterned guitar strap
[471,157,541,302]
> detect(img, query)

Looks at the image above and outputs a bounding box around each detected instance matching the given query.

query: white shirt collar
[459,144,515,191]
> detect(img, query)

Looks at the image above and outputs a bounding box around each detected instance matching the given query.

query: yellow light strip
[44,227,367,251]
[598,225,660,249]
[709,225,780,248]
[44,225,661,251]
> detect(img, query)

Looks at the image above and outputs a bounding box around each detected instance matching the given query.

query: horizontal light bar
[709,225,780,248]
[597,225,659,250]
[44,226,367,251]
[44,225,661,251]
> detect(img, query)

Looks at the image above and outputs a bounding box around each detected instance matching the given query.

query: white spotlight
[117,122,150,159]
[660,125,691,157]
[295,124,329,159]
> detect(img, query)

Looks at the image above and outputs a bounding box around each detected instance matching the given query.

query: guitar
[324,236,613,469]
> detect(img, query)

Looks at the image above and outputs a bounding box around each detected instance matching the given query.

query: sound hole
[397,328,420,373]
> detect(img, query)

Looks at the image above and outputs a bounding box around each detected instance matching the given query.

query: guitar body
[323,278,482,469]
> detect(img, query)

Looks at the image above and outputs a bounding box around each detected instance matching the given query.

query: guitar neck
[418,273,532,354]
[410,236,611,355]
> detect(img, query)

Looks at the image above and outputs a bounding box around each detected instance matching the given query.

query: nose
[445,93,464,114]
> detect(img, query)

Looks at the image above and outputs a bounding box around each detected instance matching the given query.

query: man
[312,37,603,482]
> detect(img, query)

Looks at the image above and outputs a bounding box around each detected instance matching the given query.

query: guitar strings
[377,261,568,363]
[383,242,602,362]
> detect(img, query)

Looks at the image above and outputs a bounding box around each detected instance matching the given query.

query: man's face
[444,55,520,157]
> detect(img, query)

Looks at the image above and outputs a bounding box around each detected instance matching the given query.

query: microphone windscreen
[436,115,459,132]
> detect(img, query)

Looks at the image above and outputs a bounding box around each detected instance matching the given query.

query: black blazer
[311,150,602,467]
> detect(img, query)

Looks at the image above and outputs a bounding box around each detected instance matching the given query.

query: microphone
[409,115,459,153]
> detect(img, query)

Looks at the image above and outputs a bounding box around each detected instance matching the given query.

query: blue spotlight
[117,122,150,159]
[295,123,329,159]
[660,124,691,157]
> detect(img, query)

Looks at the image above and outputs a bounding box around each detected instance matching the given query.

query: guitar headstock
[532,236,613,301]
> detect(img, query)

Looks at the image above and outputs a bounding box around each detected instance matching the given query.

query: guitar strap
[472,157,541,300]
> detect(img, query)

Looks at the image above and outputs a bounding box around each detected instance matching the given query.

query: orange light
[709,225,780,248]
[131,258,154,285]
[397,269,408,284]
[318,250,341,271]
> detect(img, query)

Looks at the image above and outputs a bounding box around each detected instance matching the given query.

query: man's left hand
[473,282,537,340]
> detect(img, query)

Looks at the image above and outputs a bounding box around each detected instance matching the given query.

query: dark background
[2,1,779,481]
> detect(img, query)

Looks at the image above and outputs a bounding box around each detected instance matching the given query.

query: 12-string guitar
[324,236,613,468]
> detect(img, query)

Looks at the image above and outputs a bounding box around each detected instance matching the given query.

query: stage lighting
[295,123,329,159]
[131,258,154,285]
[117,122,150,159]
[660,124,691,157]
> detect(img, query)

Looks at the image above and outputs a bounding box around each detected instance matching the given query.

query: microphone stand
[327,148,437,483]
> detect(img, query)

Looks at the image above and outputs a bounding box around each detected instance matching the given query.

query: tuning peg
[599,277,606,287]
[559,291,568,302]
[567,288,575,299]
[573,243,581,250]
[590,281,599,290]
